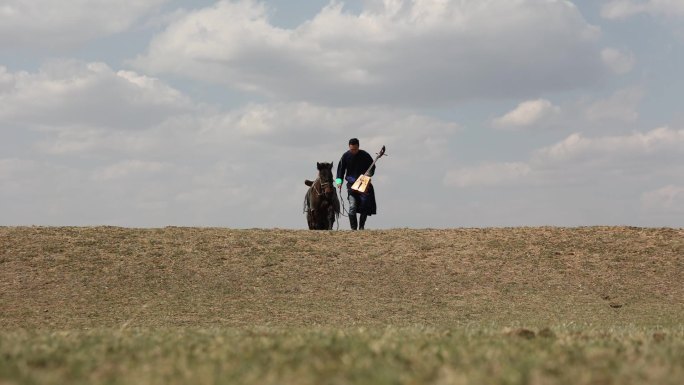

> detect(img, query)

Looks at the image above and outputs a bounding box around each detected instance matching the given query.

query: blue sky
[1,0,683,228]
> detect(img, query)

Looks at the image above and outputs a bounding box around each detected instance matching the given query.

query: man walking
[335,138,377,230]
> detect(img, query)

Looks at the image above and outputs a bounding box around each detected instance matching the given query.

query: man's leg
[348,192,358,230]
[357,191,370,230]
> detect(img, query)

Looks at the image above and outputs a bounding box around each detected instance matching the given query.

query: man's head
[348,138,359,155]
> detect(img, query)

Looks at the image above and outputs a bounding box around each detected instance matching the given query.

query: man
[335,138,377,230]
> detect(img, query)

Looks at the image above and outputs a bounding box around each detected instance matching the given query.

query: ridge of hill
[1,226,682,329]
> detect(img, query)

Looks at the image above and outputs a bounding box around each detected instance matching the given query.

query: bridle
[313,172,334,197]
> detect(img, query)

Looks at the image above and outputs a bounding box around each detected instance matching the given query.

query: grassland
[1,226,683,384]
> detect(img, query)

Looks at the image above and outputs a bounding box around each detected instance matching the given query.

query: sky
[1,0,683,229]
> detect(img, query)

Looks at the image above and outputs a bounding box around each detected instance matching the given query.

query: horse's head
[317,162,334,195]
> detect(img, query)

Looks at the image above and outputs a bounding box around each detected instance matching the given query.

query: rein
[312,177,333,196]
[337,187,349,218]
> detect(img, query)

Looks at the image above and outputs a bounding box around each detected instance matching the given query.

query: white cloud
[0,0,167,48]
[0,60,457,160]
[601,0,648,19]
[601,47,635,74]
[92,160,171,181]
[2,2,683,229]
[439,126,684,226]
[0,61,193,131]
[0,95,461,226]
[133,0,604,106]
[492,99,561,130]
[445,126,684,188]
[642,185,684,212]
[602,0,684,20]
[208,102,459,150]
[534,126,684,163]
[585,87,644,123]
[0,158,36,183]
[491,87,645,133]
[0,57,461,226]
[0,66,13,91]
[443,162,532,188]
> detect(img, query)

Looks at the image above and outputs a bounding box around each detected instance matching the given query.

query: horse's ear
[317,162,321,170]
[328,162,333,169]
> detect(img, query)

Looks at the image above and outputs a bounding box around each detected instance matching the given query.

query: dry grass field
[1,226,683,384]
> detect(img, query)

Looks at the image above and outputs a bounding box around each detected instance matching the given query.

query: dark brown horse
[304,162,340,230]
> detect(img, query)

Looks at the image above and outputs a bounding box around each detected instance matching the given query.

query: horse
[303,162,340,230]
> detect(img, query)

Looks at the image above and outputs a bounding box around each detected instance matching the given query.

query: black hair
[348,138,359,146]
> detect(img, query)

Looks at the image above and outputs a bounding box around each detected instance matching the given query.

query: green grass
[1,326,683,385]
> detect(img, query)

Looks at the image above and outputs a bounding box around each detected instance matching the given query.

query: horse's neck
[311,176,323,192]
[312,174,332,196]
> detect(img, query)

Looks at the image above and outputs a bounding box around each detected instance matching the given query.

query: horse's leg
[307,210,316,230]
[317,200,328,230]
[310,207,320,230]
[316,212,326,230]
[327,207,334,230]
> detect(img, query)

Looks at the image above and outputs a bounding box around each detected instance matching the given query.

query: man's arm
[336,153,346,186]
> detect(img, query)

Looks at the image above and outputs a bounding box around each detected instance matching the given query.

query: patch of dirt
[505,328,536,339]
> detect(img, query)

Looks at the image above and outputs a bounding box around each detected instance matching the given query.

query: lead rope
[337,186,349,218]
[334,187,345,231]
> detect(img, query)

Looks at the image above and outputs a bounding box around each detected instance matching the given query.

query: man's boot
[349,214,358,230]
[359,214,367,230]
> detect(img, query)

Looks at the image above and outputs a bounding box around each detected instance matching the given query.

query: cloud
[0,66,13,91]
[0,159,42,188]
[445,126,684,188]
[0,94,460,226]
[133,0,605,106]
[534,126,683,164]
[492,87,644,133]
[492,99,561,130]
[0,60,193,131]
[642,185,684,212]
[602,0,684,20]
[440,126,684,226]
[443,162,531,188]
[585,87,644,123]
[0,61,458,168]
[601,0,649,19]
[209,102,458,152]
[1,60,457,156]
[601,48,635,74]
[0,58,461,226]
[92,160,171,181]
[0,0,167,49]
